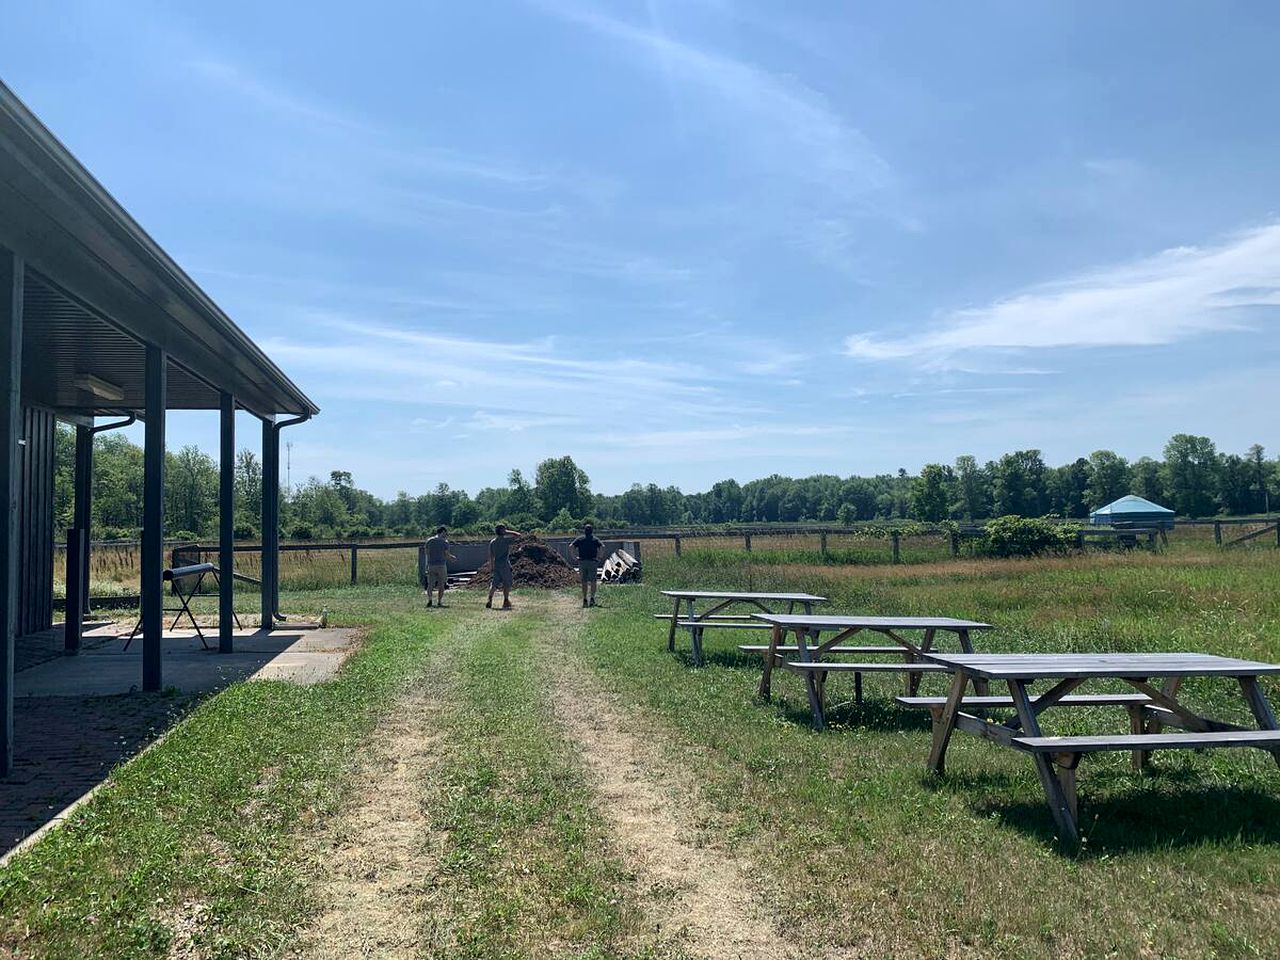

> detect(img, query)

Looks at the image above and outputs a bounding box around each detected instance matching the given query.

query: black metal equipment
[125,563,242,651]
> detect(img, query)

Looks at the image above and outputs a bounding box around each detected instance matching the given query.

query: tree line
[54,426,1275,541]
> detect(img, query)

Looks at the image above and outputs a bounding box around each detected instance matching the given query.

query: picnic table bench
[917,652,1280,844]
[658,590,826,666]
[751,614,993,728]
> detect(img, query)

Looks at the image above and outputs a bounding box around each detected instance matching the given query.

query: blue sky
[5,1,1279,497]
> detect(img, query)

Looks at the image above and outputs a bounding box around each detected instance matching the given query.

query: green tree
[1217,454,1253,515]
[991,450,1046,517]
[952,455,990,520]
[1130,456,1165,504]
[1248,444,1270,513]
[93,433,144,533]
[534,456,591,520]
[166,445,218,537]
[911,464,951,521]
[1085,450,1130,508]
[1047,458,1090,519]
[235,449,263,522]
[505,468,540,518]
[1162,434,1218,516]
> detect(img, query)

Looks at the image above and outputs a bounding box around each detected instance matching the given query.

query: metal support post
[219,393,236,653]
[141,344,166,691]
[0,249,23,775]
[261,418,278,630]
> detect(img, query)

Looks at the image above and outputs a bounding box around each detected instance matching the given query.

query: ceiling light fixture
[74,373,125,402]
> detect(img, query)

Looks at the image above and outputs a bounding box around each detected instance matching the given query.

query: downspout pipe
[90,414,137,436]
[268,412,310,623]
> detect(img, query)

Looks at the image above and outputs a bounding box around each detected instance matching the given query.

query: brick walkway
[15,624,117,673]
[0,692,201,853]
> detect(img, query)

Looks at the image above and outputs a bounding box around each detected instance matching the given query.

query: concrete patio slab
[13,627,360,697]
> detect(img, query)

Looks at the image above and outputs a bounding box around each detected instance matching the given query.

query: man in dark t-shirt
[423,526,456,608]
[486,523,523,610]
[570,523,604,608]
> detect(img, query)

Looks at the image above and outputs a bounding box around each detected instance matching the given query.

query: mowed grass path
[3,544,1280,958]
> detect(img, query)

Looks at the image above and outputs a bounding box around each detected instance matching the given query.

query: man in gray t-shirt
[424,525,456,607]
[485,522,523,610]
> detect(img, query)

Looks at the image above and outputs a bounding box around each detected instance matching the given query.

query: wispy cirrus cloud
[537,1,891,200]
[187,57,558,189]
[846,222,1280,368]
[532,0,911,273]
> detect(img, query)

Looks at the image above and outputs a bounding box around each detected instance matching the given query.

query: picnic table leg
[1140,676,1182,768]
[957,629,990,697]
[906,627,936,698]
[927,670,970,776]
[797,628,826,729]
[684,598,697,662]
[805,671,825,729]
[1238,676,1280,769]
[1008,680,1080,845]
[692,624,704,667]
[1125,703,1146,771]
[759,623,782,700]
[1053,752,1081,823]
[666,597,681,652]
[855,671,863,705]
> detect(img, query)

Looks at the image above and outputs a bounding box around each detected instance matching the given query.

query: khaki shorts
[427,563,448,590]
[491,560,514,589]
[579,561,598,585]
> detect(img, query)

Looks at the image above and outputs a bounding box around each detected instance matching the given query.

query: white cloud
[846,222,1280,367]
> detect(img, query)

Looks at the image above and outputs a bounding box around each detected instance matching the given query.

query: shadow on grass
[687,648,768,670]
[764,696,934,734]
[930,766,1280,855]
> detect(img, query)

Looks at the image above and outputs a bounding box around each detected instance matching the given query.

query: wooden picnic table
[658,590,827,666]
[918,652,1280,844]
[752,614,993,728]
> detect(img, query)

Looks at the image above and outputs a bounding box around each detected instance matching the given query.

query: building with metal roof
[1089,495,1175,530]
[0,78,319,773]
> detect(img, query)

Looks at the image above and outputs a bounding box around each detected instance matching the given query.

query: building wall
[17,405,54,636]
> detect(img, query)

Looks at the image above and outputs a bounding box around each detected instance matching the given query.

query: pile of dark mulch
[469,537,579,589]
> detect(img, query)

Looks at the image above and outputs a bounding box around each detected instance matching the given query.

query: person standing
[423,525,456,608]
[571,523,604,607]
[486,523,523,610]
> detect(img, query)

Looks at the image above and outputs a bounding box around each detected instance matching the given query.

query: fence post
[891,531,901,564]
[1214,521,1222,545]
[1076,529,1085,550]
[949,530,959,557]
[350,544,358,585]
[744,533,752,552]
[674,535,682,557]
[1275,522,1279,548]
[417,544,427,588]
[820,532,828,558]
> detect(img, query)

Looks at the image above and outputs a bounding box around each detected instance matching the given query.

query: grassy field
[6,541,1280,958]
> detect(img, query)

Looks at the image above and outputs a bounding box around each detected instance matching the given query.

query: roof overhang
[0,78,318,421]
